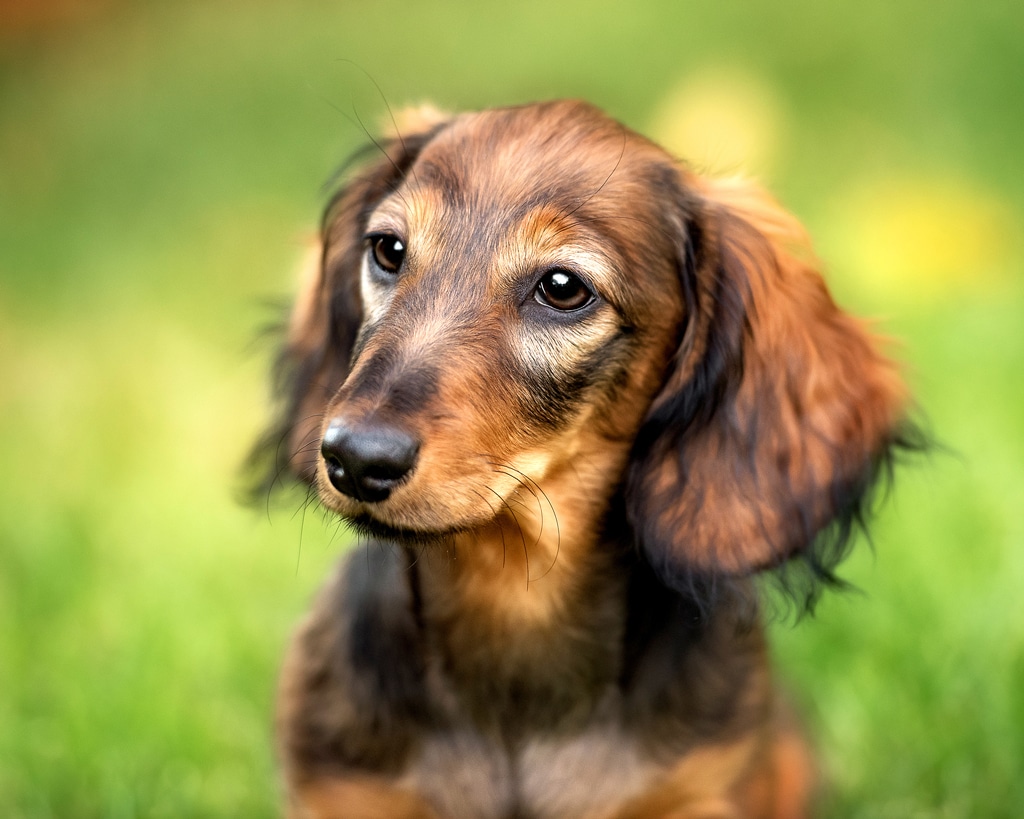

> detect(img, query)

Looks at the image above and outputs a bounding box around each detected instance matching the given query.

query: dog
[254,100,913,818]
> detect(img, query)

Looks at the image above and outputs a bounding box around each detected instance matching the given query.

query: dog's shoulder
[619,563,771,748]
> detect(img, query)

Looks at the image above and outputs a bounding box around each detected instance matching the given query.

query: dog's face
[266,100,909,599]
[296,103,689,542]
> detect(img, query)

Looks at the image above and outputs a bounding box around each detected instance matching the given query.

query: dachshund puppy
[256,100,911,818]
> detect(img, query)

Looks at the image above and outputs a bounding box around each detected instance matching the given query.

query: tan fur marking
[420,421,632,629]
[291,777,440,819]
[609,738,761,819]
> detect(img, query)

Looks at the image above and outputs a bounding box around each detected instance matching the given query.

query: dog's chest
[405,574,665,817]
[403,707,662,819]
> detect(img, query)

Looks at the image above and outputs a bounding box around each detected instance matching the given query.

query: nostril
[320,424,347,470]
[320,420,420,503]
[321,446,343,470]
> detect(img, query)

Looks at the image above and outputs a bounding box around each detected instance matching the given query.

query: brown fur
[256,100,911,818]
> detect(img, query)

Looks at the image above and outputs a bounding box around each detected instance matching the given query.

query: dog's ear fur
[249,111,450,495]
[627,175,912,607]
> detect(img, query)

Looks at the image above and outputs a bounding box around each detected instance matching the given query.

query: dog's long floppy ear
[627,175,911,604]
[249,109,450,495]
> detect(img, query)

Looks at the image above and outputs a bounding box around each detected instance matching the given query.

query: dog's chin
[343,511,467,546]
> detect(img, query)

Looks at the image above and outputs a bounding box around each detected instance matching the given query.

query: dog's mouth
[344,510,468,545]
[315,431,520,544]
[316,460,481,544]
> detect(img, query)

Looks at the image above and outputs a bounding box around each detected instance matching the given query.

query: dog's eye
[535,269,594,312]
[369,234,406,274]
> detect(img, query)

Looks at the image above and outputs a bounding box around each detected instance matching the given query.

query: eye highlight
[534,269,595,312]
[368,233,406,274]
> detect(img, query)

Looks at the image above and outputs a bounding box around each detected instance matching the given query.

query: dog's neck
[407,450,632,734]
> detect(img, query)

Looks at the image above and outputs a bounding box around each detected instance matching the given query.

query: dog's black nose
[321,421,420,503]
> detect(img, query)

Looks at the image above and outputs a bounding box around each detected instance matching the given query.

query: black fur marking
[383,365,439,415]
[345,545,430,730]
[286,545,432,775]
[342,347,439,419]
[513,331,633,431]
[619,557,763,749]
[344,346,399,403]
[633,218,749,462]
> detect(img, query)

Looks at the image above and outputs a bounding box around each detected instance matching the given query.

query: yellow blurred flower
[827,177,1018,304]
[648,67,786,178]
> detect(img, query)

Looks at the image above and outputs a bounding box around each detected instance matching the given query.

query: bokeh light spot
[827,177,1017,305]
[648,67,787,177]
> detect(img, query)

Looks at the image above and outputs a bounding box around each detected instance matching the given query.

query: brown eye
[535,269,594,312]
[370,234,405,274]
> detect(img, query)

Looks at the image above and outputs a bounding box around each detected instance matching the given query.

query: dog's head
[256,100,911,604]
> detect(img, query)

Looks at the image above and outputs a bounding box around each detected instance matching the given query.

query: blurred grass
[1,0,1022,816]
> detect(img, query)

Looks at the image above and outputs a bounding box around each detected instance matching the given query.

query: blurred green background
[1,0,1022,816]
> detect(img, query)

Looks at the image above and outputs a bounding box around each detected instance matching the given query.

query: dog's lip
[345,510,469,544]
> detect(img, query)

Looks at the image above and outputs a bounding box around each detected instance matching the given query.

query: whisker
[489,461,562,580]
[313,100,414,218]
[470,486,505,569]
[290,482,321,522]
[483,483,530,589]
[293,482,316,575]
[489,464,546,574]
[263,410,325,495]
[487,460,541,534]
[331,59,437,198]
